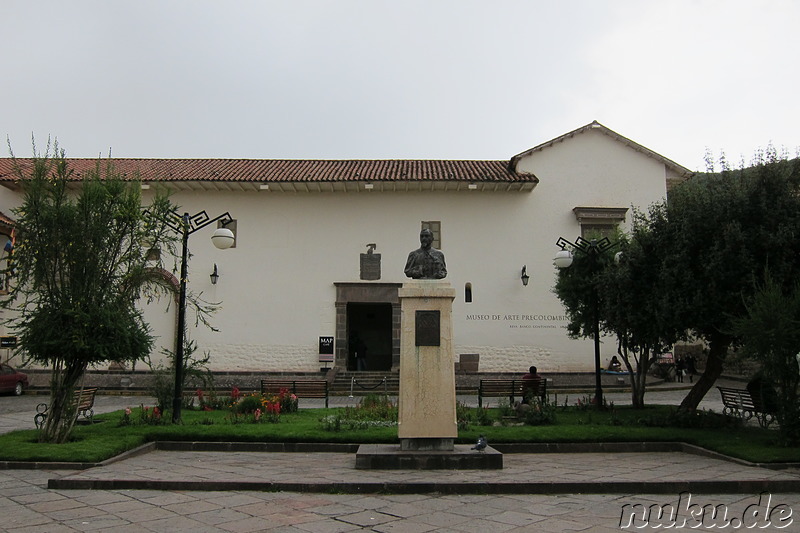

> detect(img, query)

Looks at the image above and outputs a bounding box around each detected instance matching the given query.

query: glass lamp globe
[211,227,235,249]
[553,249,574,269]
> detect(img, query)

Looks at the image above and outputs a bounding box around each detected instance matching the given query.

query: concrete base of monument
[355,444,503,470]
[400,438,453,451]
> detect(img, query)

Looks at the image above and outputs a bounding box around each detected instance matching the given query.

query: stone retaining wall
[22,368,648,395]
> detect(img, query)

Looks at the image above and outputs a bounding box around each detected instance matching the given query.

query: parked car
[0,363,28,395]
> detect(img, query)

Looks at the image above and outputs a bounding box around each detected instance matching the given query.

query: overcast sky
[3,1,798,171]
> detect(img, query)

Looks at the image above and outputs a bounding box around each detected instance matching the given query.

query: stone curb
[4,440,799,471]
[46,478,800,495]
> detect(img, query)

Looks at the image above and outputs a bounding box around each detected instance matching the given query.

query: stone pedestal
[397,280,458,451]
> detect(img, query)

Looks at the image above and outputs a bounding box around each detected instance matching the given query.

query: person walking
[675,356,686,383]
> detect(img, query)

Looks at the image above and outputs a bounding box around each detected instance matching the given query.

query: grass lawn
[1,402,797,465]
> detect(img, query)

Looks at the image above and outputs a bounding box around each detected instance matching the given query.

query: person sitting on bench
[521,365,542,404]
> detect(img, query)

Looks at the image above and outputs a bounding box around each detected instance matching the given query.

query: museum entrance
[347,302,392,371]
[335,282,401,371]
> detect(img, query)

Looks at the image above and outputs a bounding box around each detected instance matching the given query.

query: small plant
[456,401,472,430]
[667,408,739,429]
[137,405,165,425]
[195,388,227,411]
[519,397,557,426]
[117,405,165,426]
[277,388,298,414]
[118,407,133,427]
[497,400,516,418]
[318,394,397,432]
[319,414,342,431]
[456,403,497,429]
[146,340,217,415]
[233,393,262,414]
[574,394,614,411]
[474,405,494,426]
[260,397,281,423]
[358,394,396,419]
[228,391,282,423]
[574,395,593,411]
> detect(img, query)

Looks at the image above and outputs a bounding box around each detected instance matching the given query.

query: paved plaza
[1,381,799,532]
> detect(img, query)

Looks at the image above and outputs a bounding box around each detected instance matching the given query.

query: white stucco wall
[0,125,678,374]
[137,128,672,373]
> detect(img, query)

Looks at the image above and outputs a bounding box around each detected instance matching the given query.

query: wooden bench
[34,387,98,429]
[717,386,776,428]
[478,378,547,408]
[261,380,329,408]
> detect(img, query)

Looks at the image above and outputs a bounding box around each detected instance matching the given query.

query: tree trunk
[630,354,655,409]
[39,359,88,444]
[678,335,729,411]
[631,370,646,409]
[619,343,649,409]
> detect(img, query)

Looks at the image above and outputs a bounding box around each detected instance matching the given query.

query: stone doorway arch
[334,282,401,371]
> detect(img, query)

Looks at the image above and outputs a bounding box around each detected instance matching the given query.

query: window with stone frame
[421,221,441,249]
[581,223,617,239]
[572,207,627,240]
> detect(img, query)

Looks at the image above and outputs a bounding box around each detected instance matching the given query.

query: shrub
[117,405,165,426]
[636,408,740,430]
[233,394,263,415]
[519,397,557,426]
[318,394,397,432]
[277,388,298,414]
[457,403,494,429]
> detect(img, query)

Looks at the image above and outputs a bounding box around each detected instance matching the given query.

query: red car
[0,363,28,395]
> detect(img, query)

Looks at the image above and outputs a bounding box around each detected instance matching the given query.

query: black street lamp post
[554,235,617,407]
[166,210,235,423]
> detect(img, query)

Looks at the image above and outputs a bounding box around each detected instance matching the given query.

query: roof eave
[140,179,538,193]
[510,121,694,178]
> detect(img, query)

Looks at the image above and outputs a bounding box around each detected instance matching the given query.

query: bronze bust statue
[404,228,447,279]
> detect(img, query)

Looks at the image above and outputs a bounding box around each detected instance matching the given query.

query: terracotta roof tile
[0,158,535,185]
[0,210,14,228]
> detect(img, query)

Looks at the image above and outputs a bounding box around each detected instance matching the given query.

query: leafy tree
[598,214,679,408]
[653,151,800,410]
[732,275,800,445]
[554,223,678,409]
[3,143,177,443]
[555,149,800,411]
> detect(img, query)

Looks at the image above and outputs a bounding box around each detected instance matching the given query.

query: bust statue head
[418,228,434,250]
[404,228,447,279]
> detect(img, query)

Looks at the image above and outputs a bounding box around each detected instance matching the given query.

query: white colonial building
[0,121,691,374]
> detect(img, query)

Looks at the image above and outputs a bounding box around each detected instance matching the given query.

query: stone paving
[2,467,799,532]
[2,380,799,532]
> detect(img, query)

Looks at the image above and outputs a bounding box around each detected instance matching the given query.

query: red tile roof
[0,211,14,230]
[0,158,536,186]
